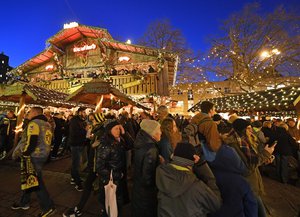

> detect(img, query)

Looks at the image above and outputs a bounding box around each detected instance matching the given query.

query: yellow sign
[122,80,142,89]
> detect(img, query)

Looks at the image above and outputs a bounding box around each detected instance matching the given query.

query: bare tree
[139,19,195,80]
[195,3,300,91]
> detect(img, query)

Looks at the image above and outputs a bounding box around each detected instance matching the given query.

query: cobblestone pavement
[0,157,299,217]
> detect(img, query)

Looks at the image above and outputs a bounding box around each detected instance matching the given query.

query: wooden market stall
[10,23,178,97]
[0,81,92,150]
[66,79,150,112]
[188,85,300,118]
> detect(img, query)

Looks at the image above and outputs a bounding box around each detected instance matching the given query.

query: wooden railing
[36,73,157,95]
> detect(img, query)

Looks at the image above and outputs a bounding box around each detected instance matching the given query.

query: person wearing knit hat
[232,118,251,135]
[140,119,161,141]
[251,121,267,147]
[132,119,162,217]
[172,142,199,167]
[224,118,275,217]
[94,113,106,124]
[95,118,134,216]
[156,142,222,216]
[63,112,109,217]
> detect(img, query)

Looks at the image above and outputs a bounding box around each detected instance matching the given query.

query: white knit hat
[140,119,161,137]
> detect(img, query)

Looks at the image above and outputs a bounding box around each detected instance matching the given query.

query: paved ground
[0,156,299,217]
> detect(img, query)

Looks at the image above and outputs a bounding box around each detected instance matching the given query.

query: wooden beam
[7,92,26,158]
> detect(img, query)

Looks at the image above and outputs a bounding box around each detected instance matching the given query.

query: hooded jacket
[156,163,221,217]
[223,130,270,196]
[191,113,221,152]
[209,145,257,217]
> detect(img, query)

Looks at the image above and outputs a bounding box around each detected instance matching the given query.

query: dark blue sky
[1,0,299,67]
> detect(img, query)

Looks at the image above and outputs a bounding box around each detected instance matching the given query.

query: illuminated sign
[118,56,130,62]
[64,22,79,29]
[73,44,96,53]
[45,65,54,71]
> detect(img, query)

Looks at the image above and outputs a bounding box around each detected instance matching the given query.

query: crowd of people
[0,102,299,217]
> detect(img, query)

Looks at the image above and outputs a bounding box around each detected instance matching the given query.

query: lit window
[188,90,193,100]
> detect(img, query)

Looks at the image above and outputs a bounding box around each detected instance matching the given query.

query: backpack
[182,117,216,161]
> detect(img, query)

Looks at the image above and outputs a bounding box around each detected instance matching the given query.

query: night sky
[1,0,299,68]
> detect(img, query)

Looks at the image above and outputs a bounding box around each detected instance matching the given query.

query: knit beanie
[251,120,262,128]
[94,113,106,124]
[140,119,161,137]
[213,114,222,121]
[232,118,251,132]
[172,142,196,166]
[105,120,120,132]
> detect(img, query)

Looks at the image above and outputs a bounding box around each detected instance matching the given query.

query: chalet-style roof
[188,85,300,113]
[66,79,150,110]
[0,82,92,108]
[13,24,177,78]
[47,24,113,49]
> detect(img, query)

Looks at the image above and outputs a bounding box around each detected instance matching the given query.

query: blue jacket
[209,145,258,217]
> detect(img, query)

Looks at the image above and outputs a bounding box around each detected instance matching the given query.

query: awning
[0,82,92,108]
[66,79,150,110]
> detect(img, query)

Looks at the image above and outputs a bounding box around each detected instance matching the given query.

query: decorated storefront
[8,23,178,99]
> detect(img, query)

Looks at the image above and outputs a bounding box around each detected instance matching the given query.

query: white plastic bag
[104,170,118,217]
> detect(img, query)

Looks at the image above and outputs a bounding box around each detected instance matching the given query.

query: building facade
[0,52,13,83]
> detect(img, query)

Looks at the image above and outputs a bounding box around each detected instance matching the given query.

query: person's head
[6,110,16,119]
[161,117,180,148]
[44,110,51,119]
[77,107,86,119]
[173,142,199,166]
[139,111,151,120]
[228,114,239,124]
[287,118,296,128]
[140,119,162,142]
[161,117,178,135]
[105,120,122,141]
[67,114,73,121]
[274,118,282,127]
[213,114,222,125]
[251,120,262,130]
[200,101,215,117]
[28,107,43,120]
[87,113,95,123]
[232,118,252,137]
[263,121,272,128]
[278,123,289,131]
[157,105,169,121]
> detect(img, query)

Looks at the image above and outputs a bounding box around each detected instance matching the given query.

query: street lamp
[260,49,280,59]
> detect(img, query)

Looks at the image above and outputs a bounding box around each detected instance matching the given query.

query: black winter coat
[96,132,133,186]
[132,130,160,217]
[275,127,298,156]
[67,115,86,147]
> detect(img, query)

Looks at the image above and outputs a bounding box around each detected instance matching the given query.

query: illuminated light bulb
[126,39,132,44]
